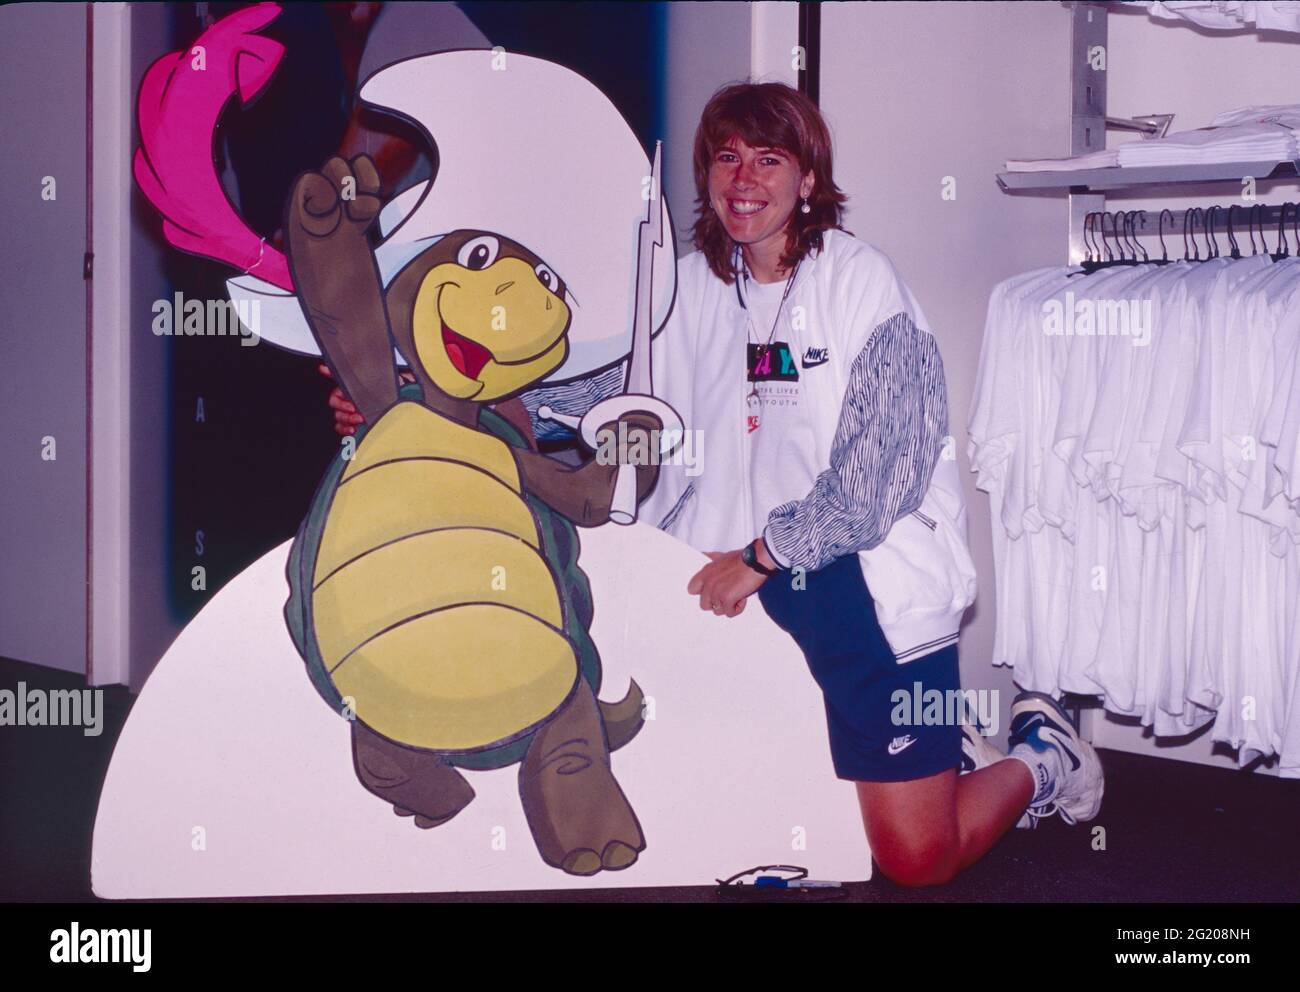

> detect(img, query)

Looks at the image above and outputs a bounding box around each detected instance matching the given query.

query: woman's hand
[319,363,413,437]
[686,543,771,617]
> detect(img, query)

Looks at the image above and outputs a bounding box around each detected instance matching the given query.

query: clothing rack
[992,2,1300,760]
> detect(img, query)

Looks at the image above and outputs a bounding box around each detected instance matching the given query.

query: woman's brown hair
[691,81,848,284]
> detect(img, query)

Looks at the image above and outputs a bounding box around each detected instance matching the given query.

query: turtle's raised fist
[288,155,382,240]
[285,153,394,426]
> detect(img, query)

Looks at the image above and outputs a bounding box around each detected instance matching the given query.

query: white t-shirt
[968,267,1061,683]
[971,252,1300,764]
[742,274,801,511]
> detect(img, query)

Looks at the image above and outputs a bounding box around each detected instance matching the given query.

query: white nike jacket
[640,229,978,663]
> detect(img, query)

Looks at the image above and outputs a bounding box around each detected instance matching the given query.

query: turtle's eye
[534,263,559,294]
[457,235,500,270]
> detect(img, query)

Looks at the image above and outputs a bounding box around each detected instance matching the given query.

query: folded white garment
[1255,0,1300,30]
[1117,120,1297,166]
[1210,103,1300,135]
[1143,1,1250,30]
[1137,1,1300,34]
[1005,149,1120,172]
[1008,109,1300,173]
[1118,145,1294,166]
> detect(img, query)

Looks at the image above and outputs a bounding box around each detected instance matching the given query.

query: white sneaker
[1007,692,1105,825]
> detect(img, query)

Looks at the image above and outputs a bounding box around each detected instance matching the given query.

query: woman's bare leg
[855,758,1034,887]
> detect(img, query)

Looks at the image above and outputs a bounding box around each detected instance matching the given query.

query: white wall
[820,1,1073,746]
[751,1,799,86]
[663,2,753,256]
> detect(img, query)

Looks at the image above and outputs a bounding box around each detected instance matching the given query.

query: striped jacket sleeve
[519,365,626,441]
[763,311,949,571]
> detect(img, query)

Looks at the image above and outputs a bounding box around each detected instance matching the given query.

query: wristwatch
[741,540,780,577]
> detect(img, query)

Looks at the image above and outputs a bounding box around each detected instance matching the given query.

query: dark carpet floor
[2,654,1297,903]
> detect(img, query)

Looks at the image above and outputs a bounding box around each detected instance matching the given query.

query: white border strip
[750,1,799,85]
[89,3,132,686]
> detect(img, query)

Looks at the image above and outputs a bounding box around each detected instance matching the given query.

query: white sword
[539,140,683,525]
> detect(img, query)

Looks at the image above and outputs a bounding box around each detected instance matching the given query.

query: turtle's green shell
[284,384,601,770]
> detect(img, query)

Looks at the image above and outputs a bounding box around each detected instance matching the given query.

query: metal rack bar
[1105,113,1174,137]
[1000,159,1300,192]
[1069,2,1107,265]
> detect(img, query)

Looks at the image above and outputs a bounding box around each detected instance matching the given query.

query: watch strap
[741,540,780,577]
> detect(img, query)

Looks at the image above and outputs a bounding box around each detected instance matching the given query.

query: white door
[0,2,89,675]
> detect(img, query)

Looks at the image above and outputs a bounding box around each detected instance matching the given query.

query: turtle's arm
[512,414,661,527]
[514,450,618,527]
[285,156,398,425]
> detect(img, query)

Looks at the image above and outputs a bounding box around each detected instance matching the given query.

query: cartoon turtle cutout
[283,155,666,874]
[134,23,679,875]
[273,52,677,876]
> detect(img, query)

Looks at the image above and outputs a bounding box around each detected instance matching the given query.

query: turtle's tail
[599,678,646,752]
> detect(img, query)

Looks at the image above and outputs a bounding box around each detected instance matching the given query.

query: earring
[800,197,811,215]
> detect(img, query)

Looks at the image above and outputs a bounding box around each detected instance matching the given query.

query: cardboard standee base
[92,523,871,897]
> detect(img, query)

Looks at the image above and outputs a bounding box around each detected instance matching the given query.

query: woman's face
[707,136,813,252]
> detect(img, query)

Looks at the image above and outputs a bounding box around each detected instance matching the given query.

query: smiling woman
[635,79,1105,889]
[692,82,846,285]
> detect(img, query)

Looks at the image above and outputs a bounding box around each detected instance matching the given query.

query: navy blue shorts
[757,553,963,783]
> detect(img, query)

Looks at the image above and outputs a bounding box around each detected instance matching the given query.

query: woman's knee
[872,839,960,887]
[856,772,962,887]
[866,818,961,887]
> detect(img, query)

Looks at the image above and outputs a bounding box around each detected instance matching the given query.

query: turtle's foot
[519,681,645,875]
[352,720,475,827]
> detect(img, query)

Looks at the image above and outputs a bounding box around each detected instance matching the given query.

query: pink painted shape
[133,2,293,290]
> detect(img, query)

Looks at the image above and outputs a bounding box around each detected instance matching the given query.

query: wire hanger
[1129,210,1151,263]
[1072,211,1107,275]
[1115,210,1135,262]
[1227,204,1243,259]
[1196,204,1216,260]
[1183,207,1201,261]
[1086,211,1101,263]
[1273,202,1290,260]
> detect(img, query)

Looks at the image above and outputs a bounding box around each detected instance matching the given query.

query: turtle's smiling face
[404,231,571,402]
